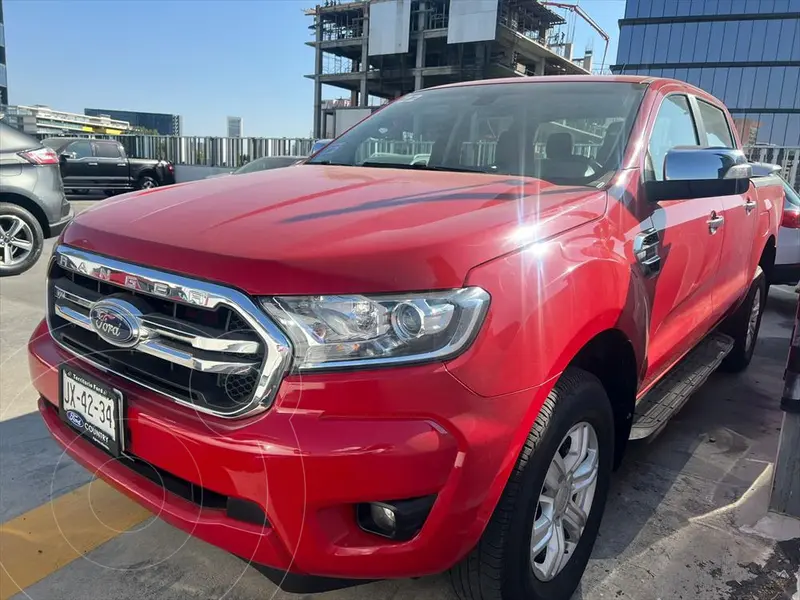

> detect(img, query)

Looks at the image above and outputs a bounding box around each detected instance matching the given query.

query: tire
[0,203,45,277]
[135,175,158,190]
[450,368,615,600]
[720,268,766,373]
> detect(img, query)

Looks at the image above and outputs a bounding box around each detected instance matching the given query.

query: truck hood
[64,165,607,294]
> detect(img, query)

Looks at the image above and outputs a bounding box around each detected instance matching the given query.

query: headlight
[260,287,490,370]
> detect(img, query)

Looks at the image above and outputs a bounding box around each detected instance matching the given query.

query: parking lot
[0,199,798,600]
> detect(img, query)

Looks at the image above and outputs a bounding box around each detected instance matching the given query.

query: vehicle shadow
[571,289,793,598]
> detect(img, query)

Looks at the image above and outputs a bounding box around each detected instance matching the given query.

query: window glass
[755,0,776,12]
[685,69,702,87]
[648,95,699,181]
[790,0,800,11]
[662,68,676,79]
[617,27,632,65]
[309,82,647,186]
[699,68,715,94]
[723,68,743,108]
[697,100,734,147]
[711,68,728,101]
[763,20,782,62]
[94,142,121,159]
[716,0,732,13]
[720,21,738,60]
[766,67,786,108]
[771,113,789,146]
[694,22,712,62]
[625,0,640,18]
[665,23,684,61]
[649,0,666,17]
[751,68,770,109]
[774,0,790,10]
[689,0,706,14]
[662,0,679,16]
[629,25,645,64]
[749,21,768,61]
[781,67,800,109]
[676,0,692,15]
[705,22,724,62]
[673,68,689,83]
[755,114,775,144]
[641,24,658,64]
[737,67,758,108]
[702,0,719,14]
[679,23,698,62]
[653,24,669,63]
[731,0,748,11]
[787,115,800,147]
[733,22,752,62]
[68,141,93,159]
[777,20,798,60]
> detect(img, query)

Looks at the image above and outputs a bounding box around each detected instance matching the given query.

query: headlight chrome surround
[260,287,490,371]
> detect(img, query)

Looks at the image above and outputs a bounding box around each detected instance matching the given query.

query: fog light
[356,495,436,541]
[370,504,397,535]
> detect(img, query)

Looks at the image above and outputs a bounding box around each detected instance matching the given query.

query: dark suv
[0,122,73,276]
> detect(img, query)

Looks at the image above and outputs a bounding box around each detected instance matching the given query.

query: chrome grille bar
[48,245,293,418]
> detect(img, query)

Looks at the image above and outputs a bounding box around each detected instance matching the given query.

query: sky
[5,0,625,138]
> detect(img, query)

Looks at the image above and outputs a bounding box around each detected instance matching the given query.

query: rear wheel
[720,268,766,372]
[450,368,614,600]
[0,203,44,277]
[136,175,157,190]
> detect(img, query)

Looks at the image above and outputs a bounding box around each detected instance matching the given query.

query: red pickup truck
[30,77,784,600]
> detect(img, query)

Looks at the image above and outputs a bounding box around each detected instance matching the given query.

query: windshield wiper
[359,161,488,174]
[307,159,352,166]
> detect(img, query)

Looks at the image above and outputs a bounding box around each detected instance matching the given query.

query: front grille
[47,246,292,418]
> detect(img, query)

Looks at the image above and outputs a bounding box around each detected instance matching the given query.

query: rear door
[692,98,756,322]
[640,93,725,389]
[92,141,129,189]
[60,140,96,188]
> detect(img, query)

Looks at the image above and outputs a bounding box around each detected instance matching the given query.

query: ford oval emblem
[89,297,142,348]
[66,409,84,428]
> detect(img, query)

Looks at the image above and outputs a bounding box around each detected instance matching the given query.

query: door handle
[88,162,98,166]
[744,199,757,214]
[707,213,725,233]
[116,163,126,167]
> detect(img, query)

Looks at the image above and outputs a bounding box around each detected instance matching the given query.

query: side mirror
[60,152,76,161]
[646,147,752,202]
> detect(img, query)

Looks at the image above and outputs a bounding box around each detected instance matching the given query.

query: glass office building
[0,0,7,106]
[612,0,800,147]
[84,108,182,136]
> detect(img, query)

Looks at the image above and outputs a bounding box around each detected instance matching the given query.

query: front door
[639,93,725,389]
[92,141,129,190]
[692,98,757,321]
[60,140,96,189]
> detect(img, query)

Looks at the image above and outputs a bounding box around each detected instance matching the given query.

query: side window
[68,141,93,159]
[94,142,122,159]
[696,100,735,148]
[647,95,699,181]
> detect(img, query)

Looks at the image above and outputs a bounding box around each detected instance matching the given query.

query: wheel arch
[759,235,776,284]
[0,192,50,237]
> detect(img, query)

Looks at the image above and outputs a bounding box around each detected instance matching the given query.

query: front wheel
[136,175,158,190]
[450,368,614,600]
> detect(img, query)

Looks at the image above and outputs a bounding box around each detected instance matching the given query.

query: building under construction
[306,0,603,138]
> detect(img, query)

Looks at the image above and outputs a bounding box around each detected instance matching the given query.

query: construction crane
[540,1,610,72]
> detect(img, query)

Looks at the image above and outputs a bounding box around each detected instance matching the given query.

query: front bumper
[30,319,544,581]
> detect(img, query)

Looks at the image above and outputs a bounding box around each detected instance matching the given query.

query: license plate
[59,366,124,456]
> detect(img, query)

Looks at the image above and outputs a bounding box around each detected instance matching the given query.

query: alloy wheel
[530,421,599,582]
[0,215,35,267]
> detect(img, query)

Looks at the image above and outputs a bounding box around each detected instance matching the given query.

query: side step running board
[629,332,735,441]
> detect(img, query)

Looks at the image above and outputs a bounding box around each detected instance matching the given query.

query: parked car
[30,77,783,600]
[752,162,800,285]
[0,122,72,276]
[42,138,175,195]
[204,155,305,179]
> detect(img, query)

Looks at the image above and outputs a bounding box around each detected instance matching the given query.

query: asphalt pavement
[0,199,797,599]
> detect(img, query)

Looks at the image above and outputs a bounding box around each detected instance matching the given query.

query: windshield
[309,81,646,186]
[235,156,301,174]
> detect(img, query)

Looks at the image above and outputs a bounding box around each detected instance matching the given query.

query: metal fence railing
[743,146,800,192]
[35,134,314,169]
